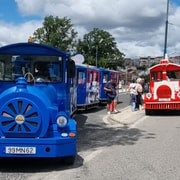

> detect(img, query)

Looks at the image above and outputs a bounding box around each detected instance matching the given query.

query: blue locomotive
[0,42,77,164]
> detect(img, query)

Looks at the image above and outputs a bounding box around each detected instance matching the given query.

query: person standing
[135,78,143,110]
[128,79,137,111]
[104,78,117,114]
[113,80,119,113]
[113,92,119,113]
[128,79,136,95]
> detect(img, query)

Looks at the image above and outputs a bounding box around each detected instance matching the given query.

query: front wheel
[63,156,76,165]
[145,109,151,115]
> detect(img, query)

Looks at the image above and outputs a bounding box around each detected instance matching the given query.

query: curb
[107,106,144,126]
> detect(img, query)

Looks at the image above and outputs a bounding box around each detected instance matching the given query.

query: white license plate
[5,146,36,154]
[158,98,170,101]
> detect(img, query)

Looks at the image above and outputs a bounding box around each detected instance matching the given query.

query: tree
[76,28,125,70]
[32,16,78,51]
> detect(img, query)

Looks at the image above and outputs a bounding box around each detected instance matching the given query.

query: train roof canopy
[149,59,180,72]
[0,42,67,56]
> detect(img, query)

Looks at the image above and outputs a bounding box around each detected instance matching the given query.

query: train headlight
[146,93,152,99]
[56,115,68,127]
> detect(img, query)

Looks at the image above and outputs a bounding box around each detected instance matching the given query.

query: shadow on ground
[74,113,156,153]
[0,154,84,173]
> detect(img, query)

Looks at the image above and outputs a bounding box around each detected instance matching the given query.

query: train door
[76,66,87,108]
[99,69,110,102]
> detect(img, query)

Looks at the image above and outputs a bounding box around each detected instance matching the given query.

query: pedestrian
[140,78,145,109]
[128,79,137,111]
[113,82,119,113]
[104,77,117,114]
[135,78,143,110]
[128,79,136,95]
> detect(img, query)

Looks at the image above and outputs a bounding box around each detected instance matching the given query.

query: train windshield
[151,70,180,81]
[166,70,180,80]
[0,55,62,82]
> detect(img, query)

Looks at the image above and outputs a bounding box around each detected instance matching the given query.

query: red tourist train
[144,57,180,115]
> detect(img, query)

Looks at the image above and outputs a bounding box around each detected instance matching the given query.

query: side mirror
[67,59,76,78]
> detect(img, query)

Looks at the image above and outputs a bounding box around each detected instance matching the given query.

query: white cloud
[0,0,180,58]
[0,20,42,46]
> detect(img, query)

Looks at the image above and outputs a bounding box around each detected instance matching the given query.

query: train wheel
[145,109,151,115]
[63,156,76,165]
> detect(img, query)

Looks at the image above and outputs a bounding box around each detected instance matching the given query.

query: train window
[93,72,99,82]
[103,73,108,83]
[151,72,162,81]
[175,71,180,79]
[78,71,85,84]
[0,55,62,82]
[49,62,62,81]
[11,56,30,80]
[166,71,176,80]
[0,55,14,81]
[0,61,5,80]
[33,59,62,82]
[88,71,93,83]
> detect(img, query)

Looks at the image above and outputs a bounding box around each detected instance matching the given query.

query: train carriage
[144,57,180,115]
[99,68,120,104]
[76,64,100,110]
[0,42,77,164]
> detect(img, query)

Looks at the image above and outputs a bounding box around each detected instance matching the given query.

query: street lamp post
[95,46,98,67]
[164,0,170,58]
[125,66,128,91]
[95,39,103,67]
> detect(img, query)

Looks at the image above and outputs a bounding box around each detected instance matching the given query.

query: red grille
[157,85,171,98]
[145,103,180,110]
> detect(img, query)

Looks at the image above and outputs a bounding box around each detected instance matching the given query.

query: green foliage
[32,16,78,51]
[76,28,125,70]
[32,16,125,69]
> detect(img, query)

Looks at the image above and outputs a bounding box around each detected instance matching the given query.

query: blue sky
[0,0,180,58]
[0,0,40,23]
[0,0,22,23]
[172,0,180,5]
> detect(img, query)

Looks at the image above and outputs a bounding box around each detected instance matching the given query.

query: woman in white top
[135,78,143,110]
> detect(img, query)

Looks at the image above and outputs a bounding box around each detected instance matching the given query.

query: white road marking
[84,149,103,163]
[130,115,147,128]
[102,115,124,128]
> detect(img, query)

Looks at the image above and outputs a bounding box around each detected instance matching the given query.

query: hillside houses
[119,55,180,83]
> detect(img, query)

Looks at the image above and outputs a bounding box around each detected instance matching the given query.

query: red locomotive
[144,57,180,115]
